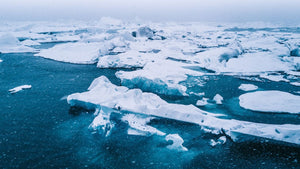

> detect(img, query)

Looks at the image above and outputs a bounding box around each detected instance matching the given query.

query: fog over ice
[0,0,300,23]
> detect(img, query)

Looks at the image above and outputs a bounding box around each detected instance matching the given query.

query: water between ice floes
[0,50,299,168]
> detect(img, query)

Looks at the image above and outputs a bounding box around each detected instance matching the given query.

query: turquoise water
[0,52,299,168]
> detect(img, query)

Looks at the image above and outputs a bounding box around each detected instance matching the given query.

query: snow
[9,85,32,94]
[239,91,300,114]
[238,84,258,91]
[213,94,223,104]
[67,76,300,145]
[35,42,102,64]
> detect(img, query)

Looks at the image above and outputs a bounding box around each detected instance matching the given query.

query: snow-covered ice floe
[239,91,300,114]
[35,42,102,64]
[9,85,32,94]
[68,76,300,145]
[238,84,258,91]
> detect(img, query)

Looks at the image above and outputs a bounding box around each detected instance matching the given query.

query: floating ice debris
[89,108,114,137]
[213,94,223,105]
[9,85,32,94]
[239,91,300,114]
[165,134,188,151]
[210,136,227,147]
[238,84,258,91]
[0,59,2,63]
[196,98,209,106]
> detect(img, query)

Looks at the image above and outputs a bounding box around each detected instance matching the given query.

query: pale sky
[0,0,299,23]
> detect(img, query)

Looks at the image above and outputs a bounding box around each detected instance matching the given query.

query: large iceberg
[67,76,300,145]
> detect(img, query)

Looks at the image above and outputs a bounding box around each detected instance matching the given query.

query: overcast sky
[0,0,299,23]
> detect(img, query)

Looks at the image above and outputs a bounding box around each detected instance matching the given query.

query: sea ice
[165,134,188,151]
[35,42,103,64]
[68,76,300,145]
[196,98,209,106]
[259,73,289,82]
[0,33,35,53]
[213,94,223,104]
[9,85,32,94]
[122,114,165,136]
[239,91,300,114]
[116,60,203,96]
[238,84,258,91]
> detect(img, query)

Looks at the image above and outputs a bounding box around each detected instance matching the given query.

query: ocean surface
[0,50,299,168]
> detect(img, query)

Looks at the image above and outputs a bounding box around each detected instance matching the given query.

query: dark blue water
[0,52,299,168]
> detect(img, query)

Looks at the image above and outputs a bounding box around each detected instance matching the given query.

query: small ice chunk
[165,134,188,151]
[210,136,227,147]
[196,98,209,106]
[239,91,300,114]
[0,59,2,63]
[238,84,258,91]
[9,85,32,94]
[213,94,223,104]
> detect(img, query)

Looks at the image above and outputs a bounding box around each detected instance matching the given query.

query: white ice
[238,84,258,91]
[213,94,223,105]
[35,42,102,64]
[165,134,188,151]
[239,91,300,114]
[68,76,300,145]
[9,85,32,94]
[196,98,209,106]
[0,33,35,53]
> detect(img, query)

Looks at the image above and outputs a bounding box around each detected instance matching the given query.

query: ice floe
[165,134,188,151]
[68,76,300,145]
[9,85,32,94]
[239,91,300,114]
[238,84,258,91]
[35,42,102,64]
[213,94,223,105]
[196,98,209,106]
